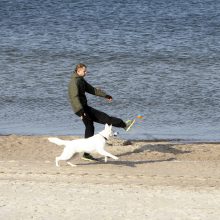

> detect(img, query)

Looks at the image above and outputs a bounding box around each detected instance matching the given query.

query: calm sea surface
[1,0,220,141]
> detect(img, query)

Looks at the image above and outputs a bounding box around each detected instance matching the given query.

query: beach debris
[123,140,133,146]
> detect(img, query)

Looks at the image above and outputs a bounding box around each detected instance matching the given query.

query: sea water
[1,0,220,141]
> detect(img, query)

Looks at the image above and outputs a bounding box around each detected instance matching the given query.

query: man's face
[77,67,87,77]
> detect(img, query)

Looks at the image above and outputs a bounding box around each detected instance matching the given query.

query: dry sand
[0,135,220,219]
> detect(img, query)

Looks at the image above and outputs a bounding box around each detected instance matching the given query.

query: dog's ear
[105,123,108,129]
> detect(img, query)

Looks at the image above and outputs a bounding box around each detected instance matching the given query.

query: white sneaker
[124,119,136,132]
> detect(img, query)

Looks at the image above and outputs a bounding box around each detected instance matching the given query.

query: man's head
[74,63,87,77]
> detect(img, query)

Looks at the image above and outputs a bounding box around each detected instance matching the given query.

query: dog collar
[99,134,108,141]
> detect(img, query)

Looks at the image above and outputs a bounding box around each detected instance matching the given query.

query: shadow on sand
[78,143,191,168]
[118,143,191,157]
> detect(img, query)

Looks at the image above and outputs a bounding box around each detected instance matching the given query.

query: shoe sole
[125,119,136,132]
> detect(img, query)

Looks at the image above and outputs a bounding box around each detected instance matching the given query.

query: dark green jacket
[68,73,107,113]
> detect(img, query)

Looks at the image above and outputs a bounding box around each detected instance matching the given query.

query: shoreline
[1,133,220,144]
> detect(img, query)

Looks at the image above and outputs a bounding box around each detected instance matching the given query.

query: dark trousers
[76,106,126,138]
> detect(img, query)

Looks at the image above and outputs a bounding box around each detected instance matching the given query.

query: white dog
[48,124,118,167]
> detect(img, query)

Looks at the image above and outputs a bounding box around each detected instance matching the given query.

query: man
[68,63,135,161]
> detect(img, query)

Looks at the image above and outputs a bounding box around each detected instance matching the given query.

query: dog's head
[103,123,113,139]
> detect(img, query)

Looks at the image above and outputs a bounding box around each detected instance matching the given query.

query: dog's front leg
[98,150,119,161]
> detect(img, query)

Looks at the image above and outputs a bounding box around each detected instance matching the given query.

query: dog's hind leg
[66,153,78,167]
[67,162,77,167]
[98,150,119,162]
[55,157,61,167]
[55,150,76,167]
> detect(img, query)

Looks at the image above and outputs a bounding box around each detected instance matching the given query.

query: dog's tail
[48,137,67,146]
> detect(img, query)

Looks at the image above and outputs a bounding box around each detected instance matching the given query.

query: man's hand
[80,112,87,120]
[105,95,112,102]
[76,109,87,120]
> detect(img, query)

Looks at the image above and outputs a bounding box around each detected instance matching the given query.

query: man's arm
[84,79,109,98]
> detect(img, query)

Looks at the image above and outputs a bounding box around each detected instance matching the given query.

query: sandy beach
[0,135,220,219]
